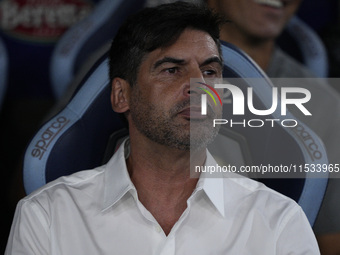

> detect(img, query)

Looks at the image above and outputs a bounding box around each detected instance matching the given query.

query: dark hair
[108,1,225,86]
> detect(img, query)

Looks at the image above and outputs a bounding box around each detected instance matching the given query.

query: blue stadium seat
[221,42,329,225]
[50,0,146,99]
[278,16,329,77]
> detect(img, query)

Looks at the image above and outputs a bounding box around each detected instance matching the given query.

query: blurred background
[1,0,340,253]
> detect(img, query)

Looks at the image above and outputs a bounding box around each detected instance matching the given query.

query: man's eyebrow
[153,57,185,69]
[200,56,223,68]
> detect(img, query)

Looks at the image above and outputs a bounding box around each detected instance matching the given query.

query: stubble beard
[129,88,221,151]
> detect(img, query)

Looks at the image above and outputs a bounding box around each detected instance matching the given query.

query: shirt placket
[157,193,197,255]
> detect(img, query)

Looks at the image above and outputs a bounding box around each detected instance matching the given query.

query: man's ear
[111,77,130,113]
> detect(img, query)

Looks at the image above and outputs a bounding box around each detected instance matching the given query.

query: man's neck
[220,26,275,71]
[126,135,206,235]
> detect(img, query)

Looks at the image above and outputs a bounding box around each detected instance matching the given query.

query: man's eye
[165,67,178,74]
[203,70,216,76]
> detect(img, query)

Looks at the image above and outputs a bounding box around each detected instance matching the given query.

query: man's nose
[183,68,205,97]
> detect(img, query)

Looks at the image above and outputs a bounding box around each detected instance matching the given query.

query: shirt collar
[102,140,225,217]
[196,151,225,217]
[102,138,135,212]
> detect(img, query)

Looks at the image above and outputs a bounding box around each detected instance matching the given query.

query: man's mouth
[253,0,283,8]
[179,106,206,120]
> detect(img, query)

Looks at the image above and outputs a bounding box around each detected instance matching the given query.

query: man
[205,1,340,253]
[206,0,303,73]
[6,2,319,254]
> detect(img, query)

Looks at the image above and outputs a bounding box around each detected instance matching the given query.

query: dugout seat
[50,0,146,99]
[24,41,328,226]
[278,16,329,77]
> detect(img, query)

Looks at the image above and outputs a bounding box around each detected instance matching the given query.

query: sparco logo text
[31,116,69,160]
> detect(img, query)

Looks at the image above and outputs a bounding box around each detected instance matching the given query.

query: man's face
[208,0,302,40]
[128,28,223,151]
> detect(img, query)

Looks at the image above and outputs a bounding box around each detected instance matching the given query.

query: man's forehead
[148,29,222,65]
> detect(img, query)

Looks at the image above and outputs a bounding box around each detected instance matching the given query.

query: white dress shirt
[6,139,320,254]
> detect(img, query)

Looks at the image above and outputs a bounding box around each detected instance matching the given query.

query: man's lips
[178,106,206,120]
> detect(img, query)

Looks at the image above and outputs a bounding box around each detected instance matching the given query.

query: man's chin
[190,128,220,151]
